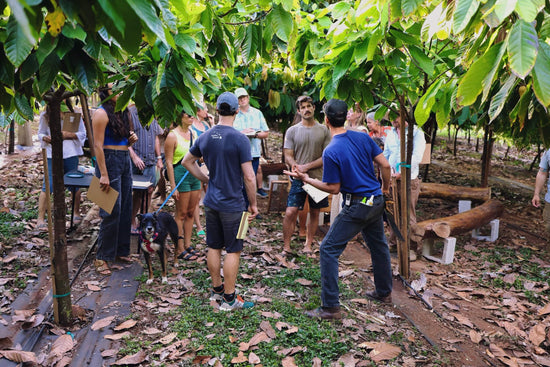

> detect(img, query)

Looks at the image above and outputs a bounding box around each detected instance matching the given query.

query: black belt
[344,193,366,202]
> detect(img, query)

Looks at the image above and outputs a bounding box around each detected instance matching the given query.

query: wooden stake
[42,149,57,320]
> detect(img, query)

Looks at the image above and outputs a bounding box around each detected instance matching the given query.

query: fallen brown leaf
[359,342,401,362]
[87,284,101,291]
[143,327,162,335]
[114,319,137,331]
[336,352,357,366]
[260,320,276,339]
[249,351,261,364]
[538,303,550,316]
[112,350,147,365]
[0,350,38,363]
[21,313,44,330]
[101,349,118,358]
[248,331,270,346]
[46,334,74,365]
[529,323,546,346]
[469,330,482,344]
[91,315,115,331]
[158,332,177,345]
[295,278,312,286]
[312,357,322,367]
[231,351,247,364]
[14,309,35,317]
[281,356,298,367]
[104,331,131,340]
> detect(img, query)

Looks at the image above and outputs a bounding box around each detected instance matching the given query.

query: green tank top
[172,129,196,165]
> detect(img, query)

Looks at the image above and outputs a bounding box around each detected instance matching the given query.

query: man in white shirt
[532,149,550,238]
[383,116,426,256]
[234,88,270,203]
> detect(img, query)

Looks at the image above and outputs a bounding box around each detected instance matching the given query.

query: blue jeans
[320,195,391,308]
[243,157,259,208]
[96,150,133,261]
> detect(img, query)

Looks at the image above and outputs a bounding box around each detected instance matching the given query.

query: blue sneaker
[209,289,224,302]
[219,295,254,311]
[257,188,268,198]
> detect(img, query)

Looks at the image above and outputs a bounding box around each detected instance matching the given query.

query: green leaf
[333,48,354,84]
[38,52,61,95]
[127,0,168,45]
[0,52,15,87]
[36,33,58,64]
[61,24,87,42]
[415,78,444,126]
[367,29,383,61]
[4,15,35,67]
[457,42,505,106]
[66,50,98,94]
[390,28,419,46]
[115,83,136,113]
[98,0,126,34]
[514,0,544,22]
[532,43,550,107]
[488,74,517,122]
[354,39,369,65]
[493,0,516,23]
[453,0,480,34]
[268,4,293,43]
[408,45,434,76]
[242,24,259,64]
[6,0,37,43]
[20,53,38,82]
[401,0,423,16]
[14,94,33,121]
[508,19,538,79]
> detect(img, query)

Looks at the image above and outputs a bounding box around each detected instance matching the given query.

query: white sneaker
[219,295,254,311]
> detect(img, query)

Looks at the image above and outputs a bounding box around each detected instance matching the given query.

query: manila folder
[87,176,119,214]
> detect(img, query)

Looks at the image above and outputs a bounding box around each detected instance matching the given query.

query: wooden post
[398,108,410,279]
[42,149,57,318]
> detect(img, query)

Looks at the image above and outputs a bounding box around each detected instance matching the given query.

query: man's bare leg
[282,206,299,253]
[207,248,223,288]
[304,208,321,253]
[223,252,241,294]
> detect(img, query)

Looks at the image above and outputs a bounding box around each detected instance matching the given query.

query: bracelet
[156,156,162,160]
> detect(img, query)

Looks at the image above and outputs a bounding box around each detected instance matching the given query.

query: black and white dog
[137,212,179,284]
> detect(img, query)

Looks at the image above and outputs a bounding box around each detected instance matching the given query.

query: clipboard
[236,212,250,240]
[87,176,119,214]
[62,112,81,133]
[302,183,330,203]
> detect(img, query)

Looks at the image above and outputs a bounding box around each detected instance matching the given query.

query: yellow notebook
[236,212,250,240]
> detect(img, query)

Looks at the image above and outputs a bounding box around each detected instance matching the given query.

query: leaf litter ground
[1,133,550,366]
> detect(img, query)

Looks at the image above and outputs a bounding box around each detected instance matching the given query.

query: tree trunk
[467,129,471,146]
[47,92,73,326]
[422,114,437,181]
[8,119,14,154]
[475,137,479,152]
[453,126,459,157]
[480,124,493,188]
[419,183,491,202]
[530,144,542,172]
[411,199,504,242]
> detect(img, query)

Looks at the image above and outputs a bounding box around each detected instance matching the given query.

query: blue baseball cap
[216,92,239,114]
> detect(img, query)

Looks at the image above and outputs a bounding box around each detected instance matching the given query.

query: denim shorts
[132,164,158,187]
[287,179,329,210]
[204,206,244,253]
[42,156,79,193]
[174,164,201,192]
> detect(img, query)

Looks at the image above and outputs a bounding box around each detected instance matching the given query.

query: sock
[213,284,224,293]
[223,292,236,303]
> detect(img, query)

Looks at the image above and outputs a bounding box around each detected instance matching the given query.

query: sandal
[94,260,111,275]
[177,247,199,261]
[115,256,134,264]
[197,230,206,238]
[73,216,82,226]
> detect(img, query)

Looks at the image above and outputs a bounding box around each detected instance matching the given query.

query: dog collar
[140,232,159,253]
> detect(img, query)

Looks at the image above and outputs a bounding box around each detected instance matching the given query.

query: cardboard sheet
[87,176,119,214]
[302,183,330,203]
[62,112,81,133]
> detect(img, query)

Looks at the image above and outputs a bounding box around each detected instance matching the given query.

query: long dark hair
[99,86,130,139]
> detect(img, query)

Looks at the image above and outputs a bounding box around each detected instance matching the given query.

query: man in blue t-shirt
[183,92,259,311]
[532,149,550,238]
[286,99,392,320]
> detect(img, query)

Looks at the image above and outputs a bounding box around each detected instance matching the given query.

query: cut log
[261,162,288,177]
[411,199,504,242]
[419,183,491,202]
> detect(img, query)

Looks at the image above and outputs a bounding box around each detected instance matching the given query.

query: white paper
[302,183,330,203]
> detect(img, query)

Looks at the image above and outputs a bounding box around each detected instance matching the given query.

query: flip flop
[197,230,206,238]
[94,259,111,275]
[178,247,199,261]
[131,227,140,235]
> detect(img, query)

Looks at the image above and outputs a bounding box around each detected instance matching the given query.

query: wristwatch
[254,131,258,138]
